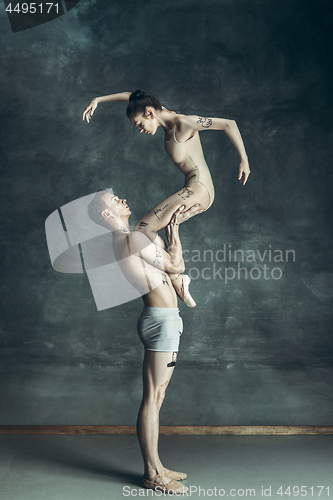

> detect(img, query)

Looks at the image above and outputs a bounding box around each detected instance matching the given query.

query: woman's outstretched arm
[176,115,250,185]
[82,91,132,123]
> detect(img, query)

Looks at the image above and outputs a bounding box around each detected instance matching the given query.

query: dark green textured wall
[0,0,333,425]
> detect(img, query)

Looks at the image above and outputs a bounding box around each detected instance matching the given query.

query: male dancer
[87,191,201,494]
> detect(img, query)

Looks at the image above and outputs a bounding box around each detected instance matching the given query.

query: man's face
[102,193,131,218]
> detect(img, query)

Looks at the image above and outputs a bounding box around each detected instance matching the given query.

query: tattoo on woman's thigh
[178,187,194,200]
[153,204,168,220]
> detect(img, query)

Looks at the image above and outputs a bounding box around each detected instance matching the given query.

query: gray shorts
[137,306,183,352]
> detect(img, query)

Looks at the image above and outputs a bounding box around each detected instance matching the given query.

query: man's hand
[82,99,98,123]
[165,204,203,246]
[171,204,203,225]
[238,157,250,185]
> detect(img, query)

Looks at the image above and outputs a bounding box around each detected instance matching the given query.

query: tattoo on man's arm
[197,117,212,128]
[161,272,169,286]
[178,186,194,200]
[137,221,148,230]
[153,247,162,267]
[153,204,168,220]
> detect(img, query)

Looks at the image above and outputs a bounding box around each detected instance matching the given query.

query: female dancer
[83,90,250,306]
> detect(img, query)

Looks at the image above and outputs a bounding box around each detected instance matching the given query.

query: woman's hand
[82,99,98,123]
[238,157,250,185]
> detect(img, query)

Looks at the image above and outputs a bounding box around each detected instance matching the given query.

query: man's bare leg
[137,350,187,492]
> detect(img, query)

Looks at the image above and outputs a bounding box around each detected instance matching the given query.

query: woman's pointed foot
[171,274,196,308]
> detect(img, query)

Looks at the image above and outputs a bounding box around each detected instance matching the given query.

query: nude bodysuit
[164,127,215,210]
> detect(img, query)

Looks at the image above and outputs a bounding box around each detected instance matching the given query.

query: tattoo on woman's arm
[197,117,212,128]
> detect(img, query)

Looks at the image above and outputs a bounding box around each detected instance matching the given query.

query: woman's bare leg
[134,182,209,289]
[134,181,210,237]
[133,183,209,308]
[137,350,178,480]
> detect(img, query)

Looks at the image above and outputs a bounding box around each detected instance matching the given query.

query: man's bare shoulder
[127,231,155,253]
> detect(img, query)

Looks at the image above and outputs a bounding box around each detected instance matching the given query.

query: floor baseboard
[0,425,332,435]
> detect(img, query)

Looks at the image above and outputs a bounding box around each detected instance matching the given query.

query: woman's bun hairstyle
[128,89,146,102]
[127,89,163,119]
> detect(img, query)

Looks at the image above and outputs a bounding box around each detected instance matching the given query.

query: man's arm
[164,221,184,274]
[129,205,201,274]
[129,231,185,275]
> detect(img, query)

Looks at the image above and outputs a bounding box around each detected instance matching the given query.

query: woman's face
[131,108,159,135]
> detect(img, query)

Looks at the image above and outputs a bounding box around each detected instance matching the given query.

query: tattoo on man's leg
[167,352,177,367]
[153,204,168,220]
